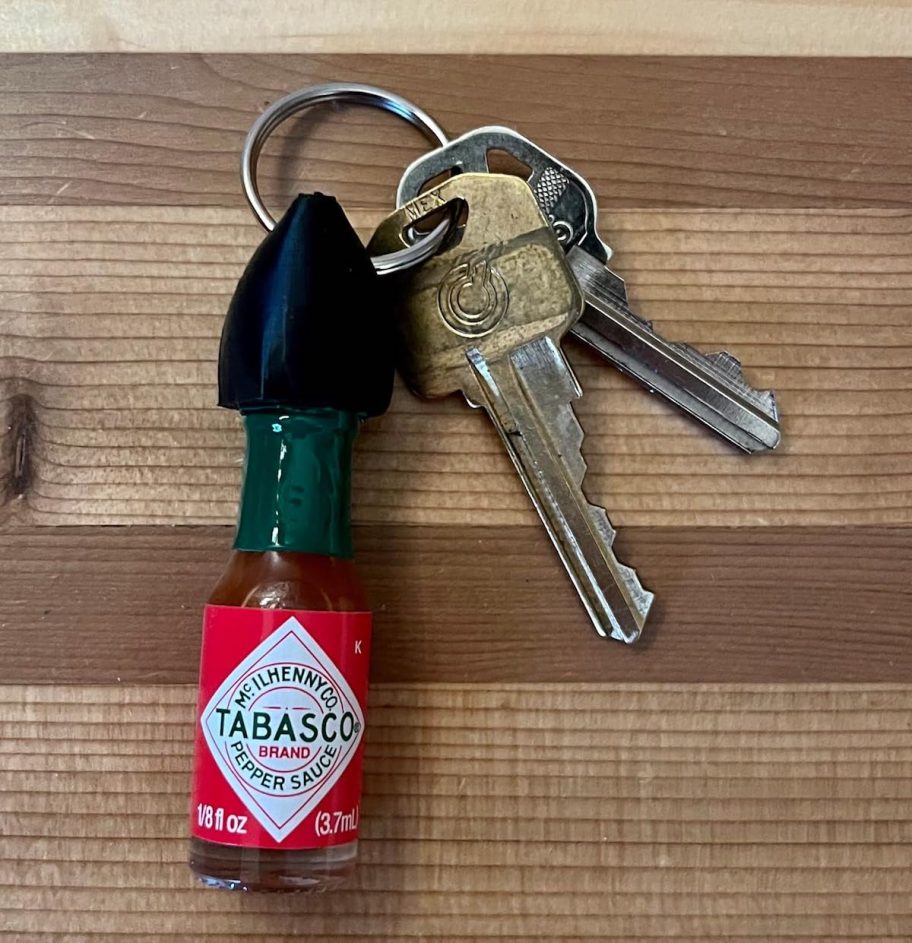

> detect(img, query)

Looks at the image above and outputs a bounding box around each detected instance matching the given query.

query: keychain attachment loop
[241,83,450,275]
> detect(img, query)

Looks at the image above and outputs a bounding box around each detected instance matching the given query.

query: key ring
[241,82,451,275]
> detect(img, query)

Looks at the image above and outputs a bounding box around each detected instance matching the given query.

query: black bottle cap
[218,193,394,417]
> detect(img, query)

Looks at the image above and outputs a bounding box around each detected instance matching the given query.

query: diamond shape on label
[200,616,364,842]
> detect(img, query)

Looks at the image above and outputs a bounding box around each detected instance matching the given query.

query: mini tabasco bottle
[189,195,394,891]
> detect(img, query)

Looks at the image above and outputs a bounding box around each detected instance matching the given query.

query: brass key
[369,173,653,643]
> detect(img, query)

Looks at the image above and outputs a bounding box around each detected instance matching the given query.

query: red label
[190,605,372,850]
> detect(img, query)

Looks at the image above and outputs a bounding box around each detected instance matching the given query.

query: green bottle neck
[233,409,358,557]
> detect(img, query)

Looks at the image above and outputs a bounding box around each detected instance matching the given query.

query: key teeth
[588,503,654,631]
[706,350,743,376]
[553,401,587,485]
[588,504,617,545]
[706,350,779,418]
[677,345,779,419]
[601,268,632,310]
[616,563,655,638]
[507,336,654,640]
[765,389,780,422]
[572,252,782,436]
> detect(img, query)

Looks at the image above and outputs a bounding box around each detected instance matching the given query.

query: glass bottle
[189,409,370,891]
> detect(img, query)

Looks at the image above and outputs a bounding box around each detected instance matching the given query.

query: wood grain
[0,524,908,684]
[0,49,910,941]
[3,2,912,55]
[2,683,911,940]
[1,55,911,209]
[0,205,909,528]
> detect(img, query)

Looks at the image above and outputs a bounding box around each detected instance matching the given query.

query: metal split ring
[241,82,450,275]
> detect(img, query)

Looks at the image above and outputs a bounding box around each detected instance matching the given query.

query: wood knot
[4,392,36,502]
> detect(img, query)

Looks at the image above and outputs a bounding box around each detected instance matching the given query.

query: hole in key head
[410,167,460,236]
[552,220,573,244]
[402,198,467,253]
[450,199,469,248]
[418,167,456,195]
[435,198,468,251]
[485,148,533,180]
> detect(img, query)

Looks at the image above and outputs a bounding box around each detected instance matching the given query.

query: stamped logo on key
[437,251,509,337]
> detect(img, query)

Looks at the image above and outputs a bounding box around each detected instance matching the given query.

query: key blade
[568,247,781,453]
[466,336,653,643]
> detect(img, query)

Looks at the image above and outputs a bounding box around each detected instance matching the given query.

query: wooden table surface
[1,7,911,941]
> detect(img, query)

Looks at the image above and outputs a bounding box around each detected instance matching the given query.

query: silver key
[369,173,653,643]
[397,127,781,453]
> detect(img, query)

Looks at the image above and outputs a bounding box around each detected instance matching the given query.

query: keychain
[188,85,449,892]
[188,79,781,891]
